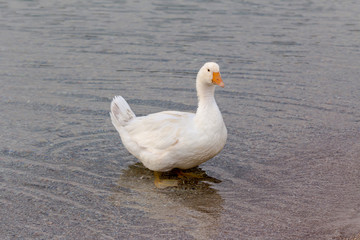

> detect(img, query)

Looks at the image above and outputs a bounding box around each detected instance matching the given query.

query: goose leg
[175,169,205,179]
[154,171,178,189]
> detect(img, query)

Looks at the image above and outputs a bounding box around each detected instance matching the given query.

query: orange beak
[212,72,224,88]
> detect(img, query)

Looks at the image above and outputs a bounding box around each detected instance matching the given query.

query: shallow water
[1,0,360,239]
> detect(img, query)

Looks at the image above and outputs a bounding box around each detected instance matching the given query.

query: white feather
[110,96,135,128]
[110,62,227,172]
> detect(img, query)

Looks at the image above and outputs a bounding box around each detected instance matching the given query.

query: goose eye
[207,69,210,72]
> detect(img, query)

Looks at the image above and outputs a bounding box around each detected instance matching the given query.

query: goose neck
[195,81,220,121]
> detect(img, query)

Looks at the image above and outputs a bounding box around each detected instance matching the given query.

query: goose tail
[110,96,136,128]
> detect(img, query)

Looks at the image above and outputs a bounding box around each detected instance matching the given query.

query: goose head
[197,62,224,88]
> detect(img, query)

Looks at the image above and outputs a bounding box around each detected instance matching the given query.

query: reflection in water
[110,163,224,240]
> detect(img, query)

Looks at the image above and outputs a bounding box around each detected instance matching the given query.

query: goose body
[110,62,227,172]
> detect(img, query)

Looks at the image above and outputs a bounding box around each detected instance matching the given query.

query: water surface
[1,1,360,239]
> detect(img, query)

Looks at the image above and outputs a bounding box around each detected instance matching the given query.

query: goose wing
[124,111,194,151]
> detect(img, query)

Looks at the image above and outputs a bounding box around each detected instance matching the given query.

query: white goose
[110,62,227,188]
